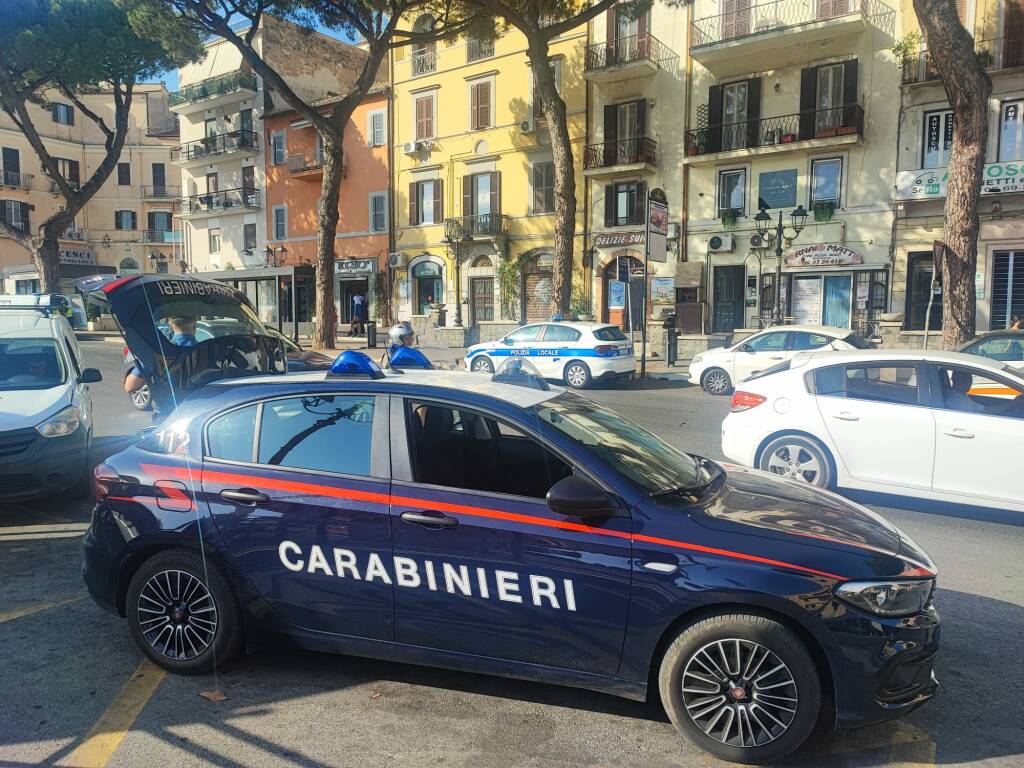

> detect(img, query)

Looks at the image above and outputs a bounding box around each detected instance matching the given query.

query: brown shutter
[409,181,418,225]
[707,85,723,152]
[425,96,434,139]
[798,67,817,140]
[633,182,647,225]
[130,211,137,230]
[605,184,615,226]
[470,84,480,130]
[746,77,762,147]
[480,82,491,128]
[68,160,80,184]
[842,59,859,126]
[433,178,443,222]
[147,211,156,230]
[604,104,618,164]
[462,174,473,216]
[956,0,969,25]
[533,164,543,213]
[490,171,500,216]
[19,202,30,233]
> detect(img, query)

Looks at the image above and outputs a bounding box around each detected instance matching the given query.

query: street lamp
[754,204,807,323]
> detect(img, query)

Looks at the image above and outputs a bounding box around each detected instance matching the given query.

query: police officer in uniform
[383,322,432,369]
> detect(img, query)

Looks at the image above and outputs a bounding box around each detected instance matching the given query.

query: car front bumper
[828,602,940,728]
[0,426,88,499]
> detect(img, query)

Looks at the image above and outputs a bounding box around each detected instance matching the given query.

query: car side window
[63,337,82,376]
[746,331,788,352]
[406,400,572,499]
[207,404,258,462]
[506,325,543,343]
[542,325,582,343]
[257,395,375,475]
[814,364,920,405]
[932,365,1024,418]
[789,332,830,351]
[971,336,1024,362]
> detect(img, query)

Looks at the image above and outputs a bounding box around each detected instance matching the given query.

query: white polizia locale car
[689,325,872,395]
[720,349,1024,512]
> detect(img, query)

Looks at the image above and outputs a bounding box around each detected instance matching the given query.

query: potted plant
[812,200,835,222]
[570,283,593,321]
[836,124,858,136]
[720,207,739,228]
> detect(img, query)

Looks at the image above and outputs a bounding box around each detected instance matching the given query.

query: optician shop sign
[896,161,1024,200]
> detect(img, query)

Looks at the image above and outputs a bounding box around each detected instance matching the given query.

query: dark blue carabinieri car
[81,274,939,764]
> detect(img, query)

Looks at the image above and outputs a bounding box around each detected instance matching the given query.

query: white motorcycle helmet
[388,322,414,347]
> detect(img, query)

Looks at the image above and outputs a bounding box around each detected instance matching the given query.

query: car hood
[695,463,902,557]
[287,349,334,371]
[0,386,71,430]
[467,340,501,355]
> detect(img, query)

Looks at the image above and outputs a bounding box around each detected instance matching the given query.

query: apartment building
[684,0,900,339]
[583,2,686,334]
[895,0,1024,333]
[389,19,587,340]
[0,85,181,294]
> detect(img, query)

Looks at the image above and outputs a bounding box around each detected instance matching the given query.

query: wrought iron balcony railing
[0,170,33,189]
[287,150,324,173]
[410,49,437,76]
[467,38,495,62]
[584,33,673,71]
[692,0,868,47]
[168,71,258,107]
[172,130,259,163]
[902,35,1024,84]
[584,137,658,170]
[444,214,510,240]
[142,185,181,199]
[684,104,864,156]
[182,188,260,215]
[142,230,182,244]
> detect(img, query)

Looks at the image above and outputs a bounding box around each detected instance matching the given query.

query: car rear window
[593,326,627,342]
[841,333,872,349]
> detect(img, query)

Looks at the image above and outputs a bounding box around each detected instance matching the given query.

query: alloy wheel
[765,444,824,485]
[137,570,218,661]
[471,357,493,373]
[681,638,798,749]
[704,370,730,395]
[565,363,588,388]
[129,385,151,409]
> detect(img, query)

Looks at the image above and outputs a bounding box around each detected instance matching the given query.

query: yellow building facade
[895,0,1024,333]
[390,21,587,341]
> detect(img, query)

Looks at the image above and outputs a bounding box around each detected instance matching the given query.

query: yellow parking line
[60,658,166,768]
[0,595,87,623]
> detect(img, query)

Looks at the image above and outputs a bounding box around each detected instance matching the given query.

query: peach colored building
[263,87,390,326]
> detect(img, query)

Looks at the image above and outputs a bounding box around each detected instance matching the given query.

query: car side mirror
[502,337,514,345]
[80,368,102,384]
[739,343,754,353]
[546,476,621,518]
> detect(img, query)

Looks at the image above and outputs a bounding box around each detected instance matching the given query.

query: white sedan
[689,325,871,395]
[720,349,1024,512]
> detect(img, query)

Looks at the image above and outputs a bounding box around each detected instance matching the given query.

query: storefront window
[905,253,941,331]
[922,110,954,169]
[999,100,1024,162]
[412,261,442,316]
[992,250,1024,329]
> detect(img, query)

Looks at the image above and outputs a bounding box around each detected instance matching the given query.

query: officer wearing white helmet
[384,322,432,369]
[388,322,415,348]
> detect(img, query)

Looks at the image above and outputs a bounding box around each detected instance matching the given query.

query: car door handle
[944,428,975,439]
[768,356,784,360]
[219,488,270,505]
[401,510,459,529]
[832,412,860,422]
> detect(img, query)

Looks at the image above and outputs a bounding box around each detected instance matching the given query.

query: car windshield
[0,339,67,390]
[593,326,628,342]
[841,333,872,349]
[532,393,701,493]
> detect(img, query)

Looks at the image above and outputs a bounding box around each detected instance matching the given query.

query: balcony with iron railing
[584,33,674,84]
[142,229,182,244]
[410,48,437,77]
[444,214,510,240]
[287,149,324,177]
[168,71,258,113]
[142,185,181,200]
[583,137,658,176]
[691,0,875,75]
[0,170,33,190]
[467,38,495,62]
[902,35,1024,84]
[684,104,864,159]
[172,130,259,165]
[180,188,261,217]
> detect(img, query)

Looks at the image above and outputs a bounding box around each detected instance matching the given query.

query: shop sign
[336,258,375,274]
[647,197,669,264]
[651,277,675,304]
[594,232,644,248]
[608,280,626,309]
[896,161,1024,200]
[758,170,798,209]
[59,249,94,266]
[785,244,863,268]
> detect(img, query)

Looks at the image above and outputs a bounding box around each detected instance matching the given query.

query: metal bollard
[662,313,678,367]
[366,320,377,348]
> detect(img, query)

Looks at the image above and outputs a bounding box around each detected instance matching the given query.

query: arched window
[119,257,140,274]
[411,260,443,315]
[471,255,492,268]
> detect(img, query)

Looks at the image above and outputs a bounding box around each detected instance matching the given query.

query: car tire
[470,356,494,374]
[701,368,732,395]
[128,383,152,411]
[126,549,243,675]
[659,613,821,765]
[757,434,834,489]
[563,360,592,389]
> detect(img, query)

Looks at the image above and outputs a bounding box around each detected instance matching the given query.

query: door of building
[337,278,369,325]
[823,274,852,327]
[522,255,553,321]
[712,265,746,333]
[470,277,494,323]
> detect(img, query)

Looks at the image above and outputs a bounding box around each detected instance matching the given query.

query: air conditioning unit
[388,252,406,268]
[520,118,536,133]
[748,233,767,249]
[402,140,420,155]
[708,234,734,253]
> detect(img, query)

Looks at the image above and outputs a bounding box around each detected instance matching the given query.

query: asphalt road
[0,342,1021,768]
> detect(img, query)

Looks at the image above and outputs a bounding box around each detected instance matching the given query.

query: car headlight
[691,354,704,365]
[835,579,934,617]
[36,405,81,438]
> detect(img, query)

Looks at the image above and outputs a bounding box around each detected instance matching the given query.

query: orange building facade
[263,88,390,326]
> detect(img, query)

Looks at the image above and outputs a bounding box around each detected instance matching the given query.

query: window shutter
[20,202,30,233]
[842,59,859,126]
[607,7,616,43]
[51,104,59,122]
[130,211,137,230]
[490,171,500,216]
[147,212,156,230]
[798,67,817,140]
[956,0,968,24]
[409,182,418,225]
[533,164,543,213]
[433,178,443,222]
[462,175,473,215]
[707,85,723,152]
[604,104,618,164]
[636,99,647,138]
[3,147,20,173]
[480,82,491,128]
[68,160,80,184]
[604,184,615,227]
[746,77,762,147]
[470,85,480,130]
[633,182,647,225]
[425,97,434,139]
[68,106,74,126]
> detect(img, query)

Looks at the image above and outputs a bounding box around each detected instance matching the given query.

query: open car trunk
[76,274,287,413]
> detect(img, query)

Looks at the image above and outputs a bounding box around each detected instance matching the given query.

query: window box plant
[720,208,739,228]
[812,200,836,222]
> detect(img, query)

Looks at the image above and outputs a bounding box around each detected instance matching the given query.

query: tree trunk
[528,37,575,317]
[34,237,61,292]
[912,0,991,348]
[313,131,344,350]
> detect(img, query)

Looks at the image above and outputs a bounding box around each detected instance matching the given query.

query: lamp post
[754,204,807,324]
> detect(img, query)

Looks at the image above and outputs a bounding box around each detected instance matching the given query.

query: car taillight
[731,391,767,412]
[93,463,120,501]
[123,346,130,357]
[595,344,616,356]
